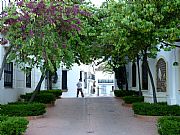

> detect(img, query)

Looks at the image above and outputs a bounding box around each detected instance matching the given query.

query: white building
[126,42,180,105]
[61,63,115,97]
[94,64,114,96]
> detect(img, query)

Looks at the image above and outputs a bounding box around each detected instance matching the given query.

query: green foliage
[20,92,56,104]
[41,90,62,98]
[157,116,180,135]
[123,96,144,104]
[0,0,99,75]
[0,116,29,135]
[99,0,180,64]
[0,103,46,116]
[114,90,139,97]
[132,103,180,116]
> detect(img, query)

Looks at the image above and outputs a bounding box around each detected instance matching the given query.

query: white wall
[0,46,44,104]
[127,42,180,105]
[61,64,83,97]
[95,70,114,95]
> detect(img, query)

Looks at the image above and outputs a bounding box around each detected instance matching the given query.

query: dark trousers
[77,88,84,97]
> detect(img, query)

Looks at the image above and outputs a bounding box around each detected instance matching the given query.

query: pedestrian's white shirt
[77,81,82,89]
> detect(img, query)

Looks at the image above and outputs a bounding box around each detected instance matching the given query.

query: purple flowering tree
[0,0,96,101]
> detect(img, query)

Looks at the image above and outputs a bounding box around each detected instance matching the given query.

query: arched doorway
[156,58,166,92]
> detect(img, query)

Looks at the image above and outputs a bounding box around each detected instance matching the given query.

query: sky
[0,0,106,13]
[90,0,106,7]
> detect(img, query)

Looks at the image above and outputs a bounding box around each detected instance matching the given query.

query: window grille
[26,68,31,88]
[4,62,13,87]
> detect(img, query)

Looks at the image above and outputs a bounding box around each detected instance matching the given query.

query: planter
[56,96,61,99]
[114,97,123,101]
[45,101,55,107]
[26,114,45,120]
[122,102,132,107]
[134,114,162,122]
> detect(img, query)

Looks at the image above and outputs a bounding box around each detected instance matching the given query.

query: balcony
[98,79,114,83]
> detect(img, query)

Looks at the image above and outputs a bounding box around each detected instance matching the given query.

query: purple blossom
[36,1,46,10]
[17,0,24,6]
[24,13,30,20]
[71,24,81,31]
[72,18,81,24]
[4,18,17,25]
[26,2,34,9]
[64,19,71,23]
[62,44,66,49]
[73,4,80,15]
[65,7,72,16]
[29,30,34,36]
[1,12,8,17]
[48,18,55,24]
[21,25,26,31]
[80,10,91,17]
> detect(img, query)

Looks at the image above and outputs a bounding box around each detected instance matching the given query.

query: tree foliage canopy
[100,0,180,62]
[0,0,99,73]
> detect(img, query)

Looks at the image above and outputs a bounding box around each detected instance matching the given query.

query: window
[62,70,67,90]
[1,0,10,12]
[4,62,13,87]
[26,68,31,88]
[142,62,148,90]
[98,79,114,83]
[132,63,136,87]
[80,71,82,80]
[84,72,87,89]
[91,74,95,80]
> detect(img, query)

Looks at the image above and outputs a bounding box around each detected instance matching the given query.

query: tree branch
[161,41,180,48]
[0,45,13,80]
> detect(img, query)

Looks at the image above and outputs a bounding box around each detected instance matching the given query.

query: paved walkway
[25,97,158,135]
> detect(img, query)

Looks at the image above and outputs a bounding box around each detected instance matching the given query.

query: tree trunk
[0,45,13,80]
[49,71,52,90]
[46,71,50,90]
[143,52,157,103]
[47,71,54,90]
[29,73,45,102]
[137,55,142,96]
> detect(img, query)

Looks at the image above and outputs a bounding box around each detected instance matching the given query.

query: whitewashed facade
[126,42,180,105]
[61,63,115,97]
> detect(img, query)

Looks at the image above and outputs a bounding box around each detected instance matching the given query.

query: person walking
[76,79,84,98]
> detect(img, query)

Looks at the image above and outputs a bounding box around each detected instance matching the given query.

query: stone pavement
[25,97,158,135]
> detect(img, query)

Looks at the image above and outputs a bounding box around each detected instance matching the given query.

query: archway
[156,58,167,92]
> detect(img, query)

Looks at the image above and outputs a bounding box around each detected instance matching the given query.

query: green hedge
[123,96,144,104]
[132,103,180,116]
[114,90,139,97]
[41,90,62,98]
[157,116,180,135]
[0,116,29,135]
[0,103,46,116]
[20,93,56,104]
